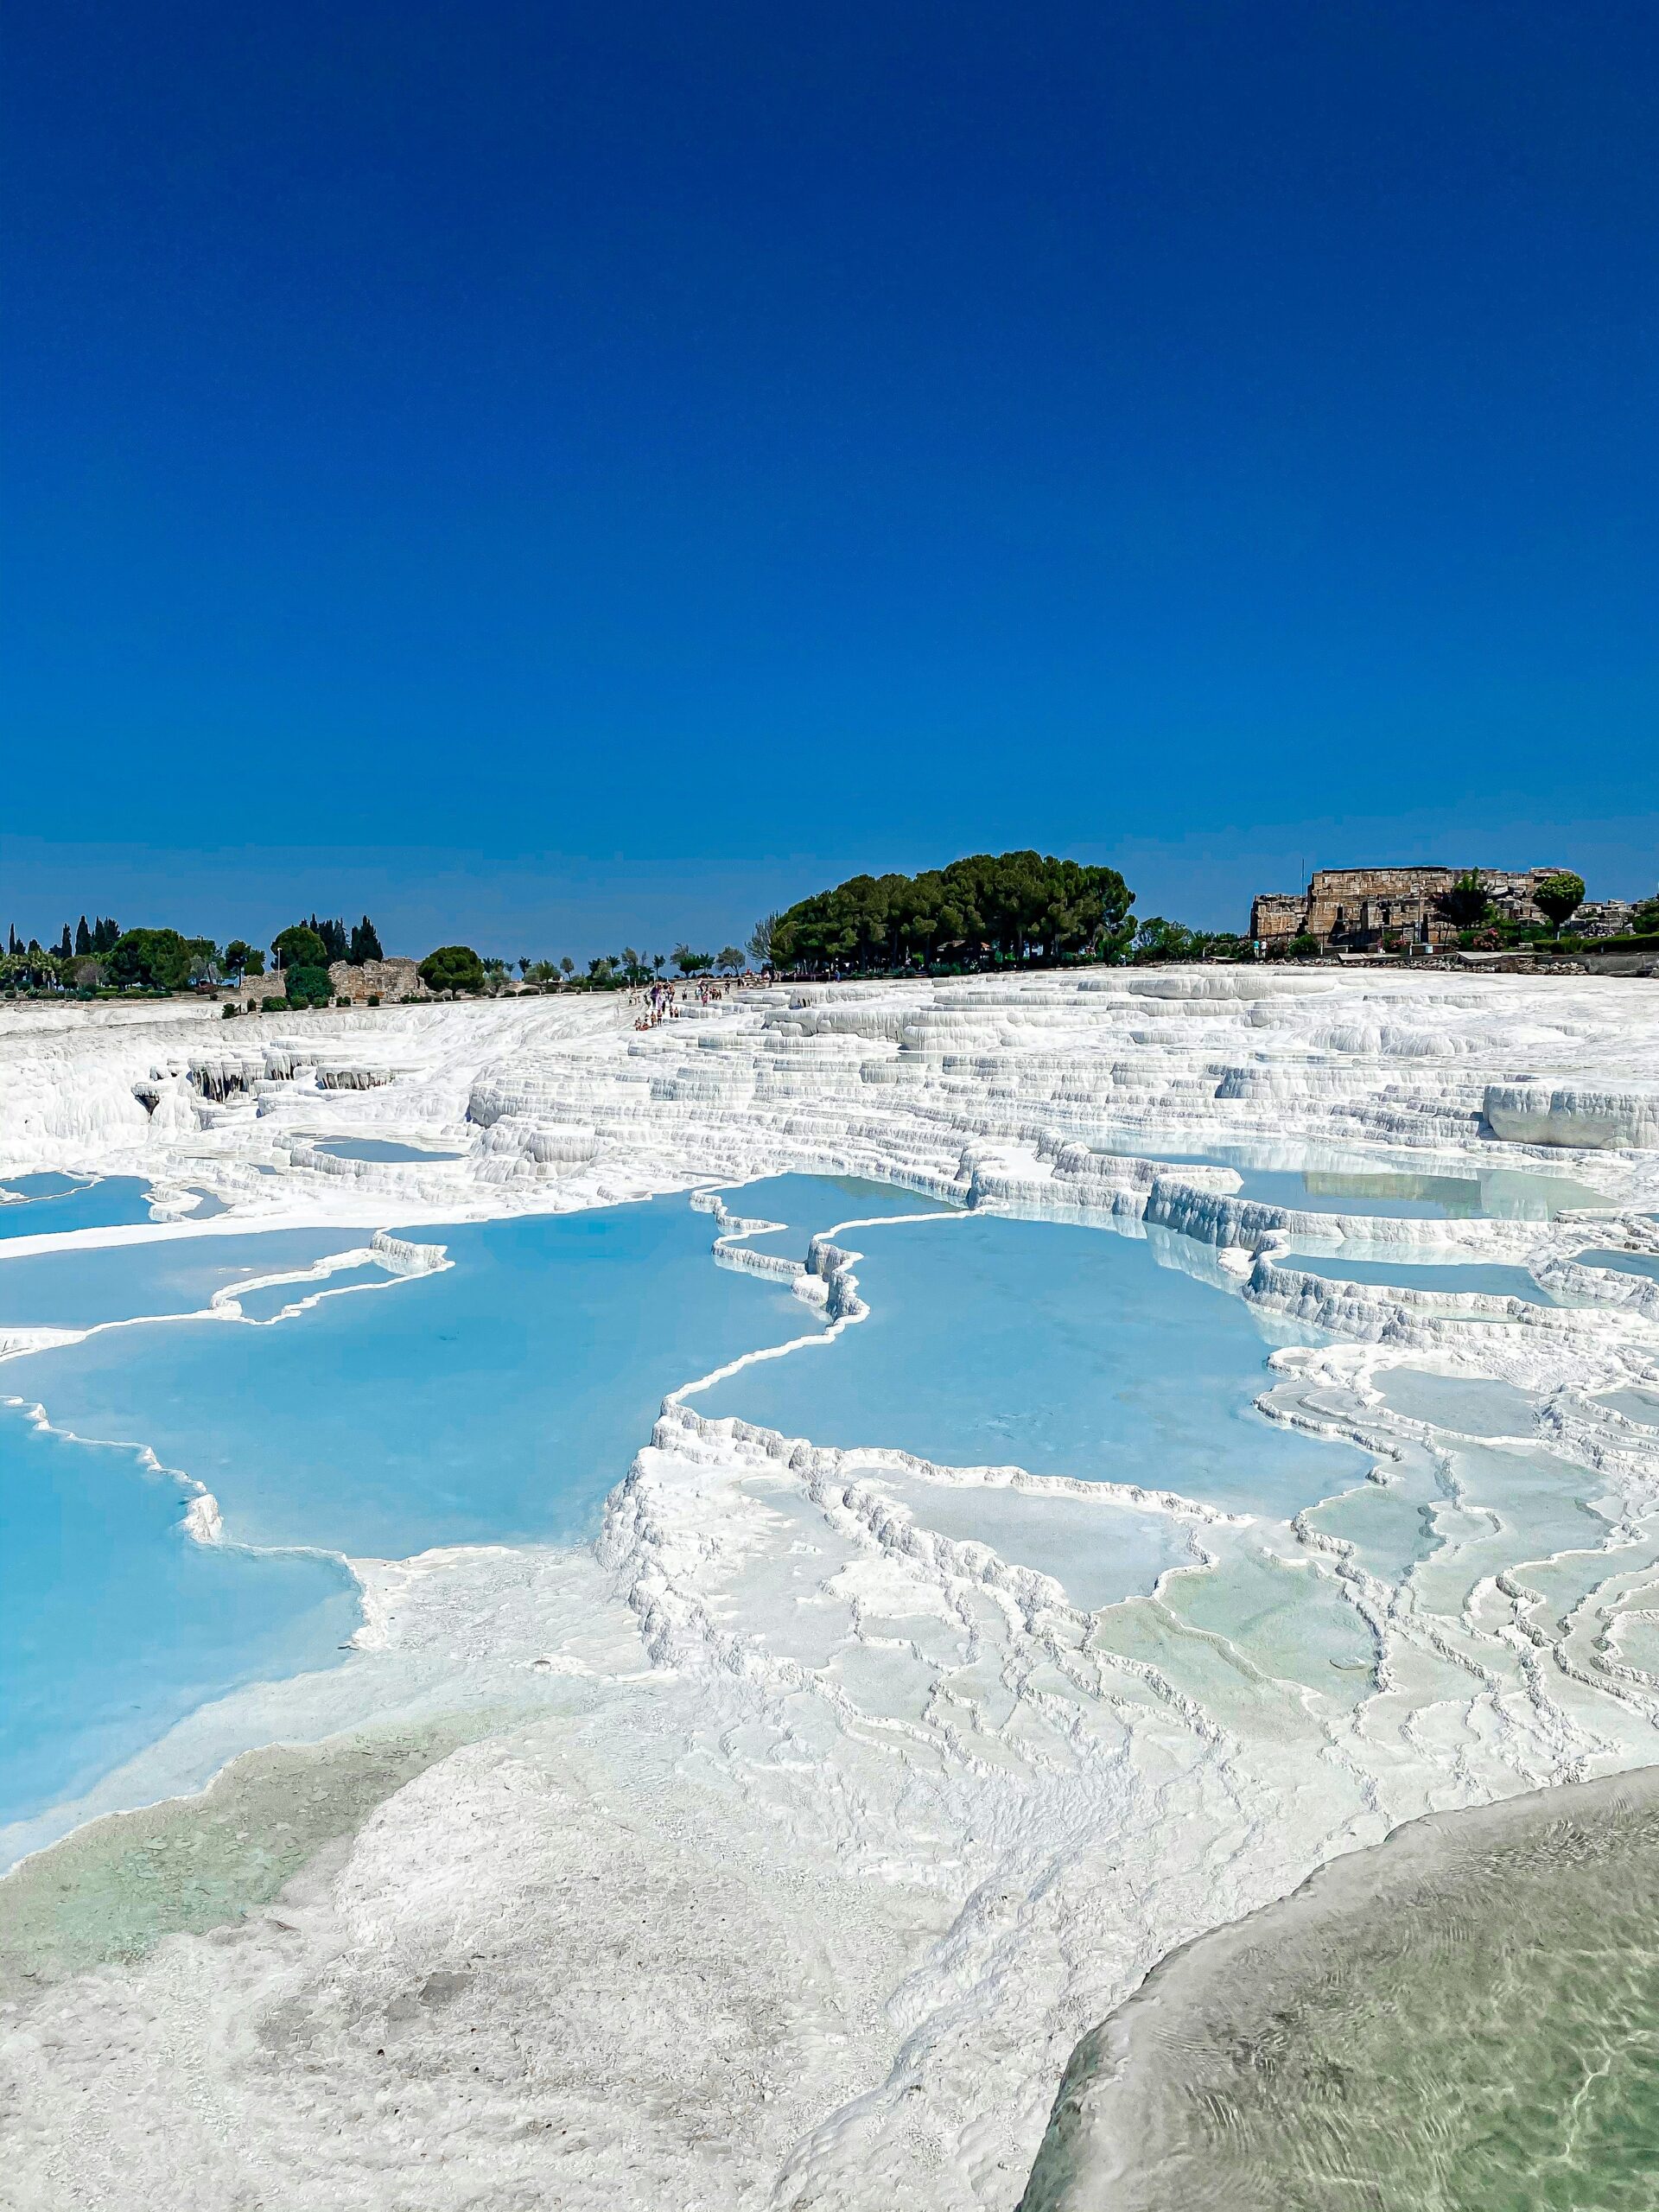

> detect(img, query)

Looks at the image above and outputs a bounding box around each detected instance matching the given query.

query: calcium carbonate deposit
[2,969,1658,2209]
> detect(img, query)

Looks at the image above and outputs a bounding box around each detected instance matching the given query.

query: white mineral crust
[1,973,1658,2207]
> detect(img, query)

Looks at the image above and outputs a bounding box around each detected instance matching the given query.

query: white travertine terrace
[1,971,1658,2209]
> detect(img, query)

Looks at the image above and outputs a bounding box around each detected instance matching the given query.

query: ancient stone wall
[225,972,289,1007]
[327,957,429,1003]
[1250,866,1571,950]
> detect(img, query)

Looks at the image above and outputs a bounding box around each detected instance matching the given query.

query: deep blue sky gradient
[4,0,1656,957]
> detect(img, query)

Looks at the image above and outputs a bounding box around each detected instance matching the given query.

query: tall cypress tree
[349,914,384,963]
[57,924,72,958]
[75,915,92,956]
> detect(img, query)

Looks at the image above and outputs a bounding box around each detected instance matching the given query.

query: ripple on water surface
[1020,1767,1659,2212]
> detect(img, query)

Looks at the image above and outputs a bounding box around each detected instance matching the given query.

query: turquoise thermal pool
[696,1211,1366,1517]
[0,1175,157,1241]
[1276,1253,1561,1303]
[0,1418,357,1830]
[312,1137,469,1162]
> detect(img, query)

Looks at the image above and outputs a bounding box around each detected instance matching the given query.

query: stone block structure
[1574,899,1638,938]
[327,957,429,1003]
[1249,866,1573,953]
[222,971,289,1009]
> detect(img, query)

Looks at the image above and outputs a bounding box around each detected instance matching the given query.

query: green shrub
[222,1003,238,1018]
[270,925,328,972]
[284,965,333,1007]
[1534,870,1586,932]
[419,944,486,995]
[106,926,194,992]
[366,992,380,1007]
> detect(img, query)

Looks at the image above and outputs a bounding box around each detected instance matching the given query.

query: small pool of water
[1280,1255,1560,1305]
[697,1213,1365,1518]
[1600,1389,1659,1428]
[863,1470,1195,1610]
[311,1138,467,1164]
[0,1176,156,1241]
[1579,1249,1659,1287]
[1091,1136,1611,1221]
[231,1262,395,1325]
[1378,1370,1540,1438]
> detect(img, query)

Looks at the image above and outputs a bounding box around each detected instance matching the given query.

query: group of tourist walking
[629,973,754,1029]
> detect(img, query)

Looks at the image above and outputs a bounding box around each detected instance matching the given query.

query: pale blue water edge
[0,1167,1423,1844]
[0,1195,836,1563]
[1581,1248,1659,1287]
[712,1170,959,1234]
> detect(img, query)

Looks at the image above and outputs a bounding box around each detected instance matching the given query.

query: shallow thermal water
[1091,1135,1611,1219]
[0,1418,357,1827]
[1580,1246,1659,1287]
[0,1185,861,1836]
[857,1470,1196,1610]
[3,976,1658,2212]
[0,1192,831,1565]
[1377,1366,1541,1437]
[1020,1766,1659,2212]
[311,1137,468,1163]
[1279,1250,1562,1303]
[696,1211,1364,1517]
[0,1225,379,1332]
[1603,1388,1659,1427]
[712,1169,959,1235]
[0,1174,156,1240]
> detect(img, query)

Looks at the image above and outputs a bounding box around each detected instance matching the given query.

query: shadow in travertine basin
[1020,1764,1659,2212]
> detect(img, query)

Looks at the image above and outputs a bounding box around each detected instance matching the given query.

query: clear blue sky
[4,0,1656,959]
